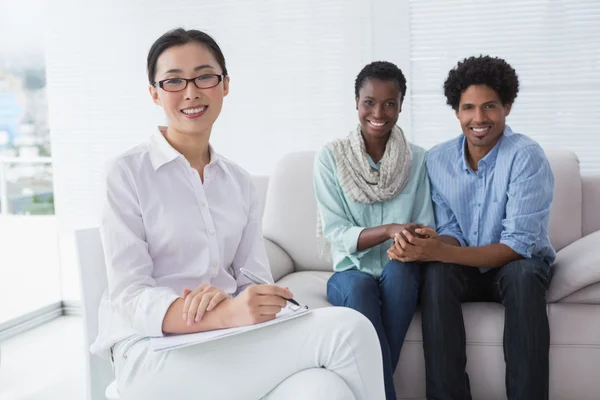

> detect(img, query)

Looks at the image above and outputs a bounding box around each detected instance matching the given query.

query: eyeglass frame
[153,73,226,92]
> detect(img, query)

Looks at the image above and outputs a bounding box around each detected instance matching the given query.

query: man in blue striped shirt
[388,55,554,400]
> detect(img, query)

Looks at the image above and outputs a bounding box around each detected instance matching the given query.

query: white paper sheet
[149,307,310,352]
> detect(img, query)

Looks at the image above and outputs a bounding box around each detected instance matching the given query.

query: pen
[239,268,307,309]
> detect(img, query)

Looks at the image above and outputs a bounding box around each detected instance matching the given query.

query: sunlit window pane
[5,162,54,215]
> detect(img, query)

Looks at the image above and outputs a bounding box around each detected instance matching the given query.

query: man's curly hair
[355,61,407,100]
[444,55,519,111]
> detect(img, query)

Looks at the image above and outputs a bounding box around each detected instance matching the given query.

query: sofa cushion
[559,282,600,304]
[545,149,583,252]
[547,230,600,302]
[277,271,600,399]
[548,303,600,400]
[276,271,332,309]
[276,270,507,341]
[277,271,600,347]
[549,303,600,346]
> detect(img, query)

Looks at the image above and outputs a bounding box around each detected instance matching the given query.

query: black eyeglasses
[154,74,225,92]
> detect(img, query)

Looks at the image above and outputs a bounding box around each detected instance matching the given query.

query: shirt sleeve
[232,177,274,293]
[101,159,179,338]
[313,147,368,258]
[411,154,436,228]
[427,158,467,246]
[500,145,554,258]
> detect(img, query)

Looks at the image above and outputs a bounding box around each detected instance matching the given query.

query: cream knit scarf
[316,124,413,257]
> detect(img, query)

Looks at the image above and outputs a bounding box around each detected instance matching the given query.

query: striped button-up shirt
[426,125,556,268]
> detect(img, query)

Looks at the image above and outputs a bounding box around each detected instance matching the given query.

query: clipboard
[150,305,310,352]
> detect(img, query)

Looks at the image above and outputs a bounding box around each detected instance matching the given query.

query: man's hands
[387,226,442,263]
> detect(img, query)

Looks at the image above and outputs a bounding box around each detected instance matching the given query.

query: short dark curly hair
[355,61,407,100]
[443,55,519,111]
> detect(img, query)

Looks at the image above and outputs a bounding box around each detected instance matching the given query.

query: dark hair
[444,55,519,111]
[354,61,407,100]
[147,28,228,84]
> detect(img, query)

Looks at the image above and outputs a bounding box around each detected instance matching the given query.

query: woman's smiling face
[356,78,402,139]
[149,41,229,136]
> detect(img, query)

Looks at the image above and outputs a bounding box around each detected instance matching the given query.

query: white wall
[46,0,411,301]
[0,217,61,323]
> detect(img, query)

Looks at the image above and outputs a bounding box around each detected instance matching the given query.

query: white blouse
[91,127,273,358]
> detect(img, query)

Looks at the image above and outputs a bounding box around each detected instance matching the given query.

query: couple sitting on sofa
[314,57,554,400]
[94,27,554,400]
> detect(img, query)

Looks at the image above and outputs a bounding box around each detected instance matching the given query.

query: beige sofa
[253,149,600,400]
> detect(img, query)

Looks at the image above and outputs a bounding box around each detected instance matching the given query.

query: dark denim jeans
[421,258,552,400]
[327,260,421,400]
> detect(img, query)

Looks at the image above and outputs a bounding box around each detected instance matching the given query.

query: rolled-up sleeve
[500,145,554,258]
[313,148,367,257]
[101,159,179,338]
[232,177,274,293]
[431,187,467,247]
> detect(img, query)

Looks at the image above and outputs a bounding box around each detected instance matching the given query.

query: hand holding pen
[240,268,308,310]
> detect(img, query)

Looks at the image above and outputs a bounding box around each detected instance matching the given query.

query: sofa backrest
[262,152,330,271]
[583,175,600,236]
[258,149,586,271]
[544,149,583,251]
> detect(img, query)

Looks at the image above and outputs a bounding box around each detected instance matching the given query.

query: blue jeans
[327,260,421,400]
[421,259,552,400]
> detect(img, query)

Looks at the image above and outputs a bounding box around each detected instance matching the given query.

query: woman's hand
[387,226,440,262]
[221,284,292,328]
[386,223,426,240]
[182,284,231,325]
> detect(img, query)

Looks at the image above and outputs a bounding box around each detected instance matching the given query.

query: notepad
[150,306,310,352]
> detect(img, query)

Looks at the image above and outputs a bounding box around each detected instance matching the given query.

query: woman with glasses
[313,61,435,400]
[90,28,385,400]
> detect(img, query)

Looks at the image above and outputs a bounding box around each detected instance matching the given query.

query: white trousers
[113,307,385,400]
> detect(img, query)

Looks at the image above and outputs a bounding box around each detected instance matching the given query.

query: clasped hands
[386,223,441,263]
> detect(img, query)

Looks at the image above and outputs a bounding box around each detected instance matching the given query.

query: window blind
[408,0,600,174]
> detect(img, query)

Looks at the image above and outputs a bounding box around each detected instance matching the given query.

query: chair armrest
[264,238,295,281]
[547,230,600,302]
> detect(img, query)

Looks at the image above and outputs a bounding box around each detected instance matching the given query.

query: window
[0,0,60,325]
[0,4,53,215]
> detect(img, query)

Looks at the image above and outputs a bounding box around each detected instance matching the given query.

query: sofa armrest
[264,238,295,281]
[547,230,600,302]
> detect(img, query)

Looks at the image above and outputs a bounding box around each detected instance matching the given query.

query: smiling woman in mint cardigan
[314,61,434,400]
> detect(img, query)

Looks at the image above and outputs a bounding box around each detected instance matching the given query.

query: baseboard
[62,300,82,316]
[0,301,81,341]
